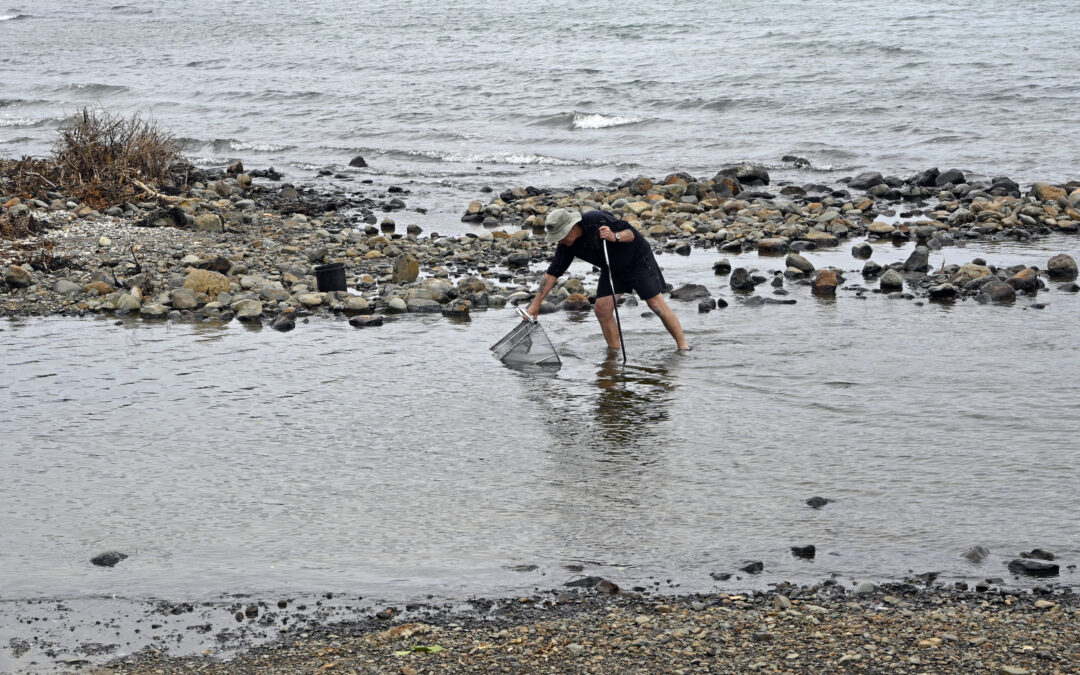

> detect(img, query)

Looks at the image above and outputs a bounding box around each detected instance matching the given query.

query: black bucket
[314,263,347,292]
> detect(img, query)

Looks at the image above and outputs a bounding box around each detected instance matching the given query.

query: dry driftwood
[133,179,185,204]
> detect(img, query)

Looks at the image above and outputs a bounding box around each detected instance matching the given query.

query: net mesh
[490,317,561,367]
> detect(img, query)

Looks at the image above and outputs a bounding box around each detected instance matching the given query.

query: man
[525,208,690,352]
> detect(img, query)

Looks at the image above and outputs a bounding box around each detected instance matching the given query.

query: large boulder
[1007,268,1039,293]
[669,284,711,301]
[904,246,931,273]
[1029,182,1067,202]
[1047,254,1078,281]
[169,288,201,309]
[785,253,815,274]
[978,279,1016,304]
[757,238,788,255]
[392,252,419,284]
[233,299,263,321]
[4,264,33,288]
[812,269,838,296]
[848,171,884,190]
[716,163,769,186]
[184,269,230,297]
[729,268,757,292]
[879,269,904,291]
[949,263,992,286]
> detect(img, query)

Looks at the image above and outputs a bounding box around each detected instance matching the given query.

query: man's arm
[525,273,559,319]
[599,223,634,243]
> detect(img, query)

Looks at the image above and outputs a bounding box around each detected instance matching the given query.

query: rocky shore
[86,580,1078,675]
[1,162,1078,326]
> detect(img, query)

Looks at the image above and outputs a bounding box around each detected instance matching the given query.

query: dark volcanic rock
[348,155,367,168]
[91,551,128,568]
[848,172,884,190]
[729,268,757,292]
[935,168,965,186]
[806,496,831,509]
[791,545,816,559]
[669,284,711,301]
[740,561,764,574]
[1007,558,1059,577]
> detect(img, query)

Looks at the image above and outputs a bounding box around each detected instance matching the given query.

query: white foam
[403,149,579,166]
[0,118,38,127]
[571,112,644,130]
[227,141,291,152]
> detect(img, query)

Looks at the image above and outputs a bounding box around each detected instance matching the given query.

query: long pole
[602,240,626,364]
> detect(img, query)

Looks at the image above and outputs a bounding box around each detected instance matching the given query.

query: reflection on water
[1,236,1078,606]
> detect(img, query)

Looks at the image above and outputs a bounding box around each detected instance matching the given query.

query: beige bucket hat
[544,208,582,243]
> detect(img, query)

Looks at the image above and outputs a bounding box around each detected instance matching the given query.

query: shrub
[53,107,179,209]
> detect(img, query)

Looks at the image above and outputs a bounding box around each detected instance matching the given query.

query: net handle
[516,306,537,324]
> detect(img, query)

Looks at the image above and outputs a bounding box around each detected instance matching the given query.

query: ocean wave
[0,13,31,21]
[0,135,33,145]
[532,111,648,130]
[51,83,130,95]
[109,5,153,13]
[210,138,295,153]
[0,117,47,127]
[392,149,589,166]
[571,112,646,130]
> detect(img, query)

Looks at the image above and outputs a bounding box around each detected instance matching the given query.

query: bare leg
[593,294,624,350]
[645,294,689,350]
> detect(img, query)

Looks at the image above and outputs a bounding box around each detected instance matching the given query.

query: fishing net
[490,308,562,367]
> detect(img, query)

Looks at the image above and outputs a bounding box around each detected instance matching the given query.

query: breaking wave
[0,13,31,21]
[210,138,295,153]
[533,111,648,130]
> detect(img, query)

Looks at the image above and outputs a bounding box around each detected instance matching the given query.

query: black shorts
[597,249,667,300]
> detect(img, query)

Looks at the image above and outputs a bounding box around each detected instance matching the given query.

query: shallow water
[2,237,1077,612]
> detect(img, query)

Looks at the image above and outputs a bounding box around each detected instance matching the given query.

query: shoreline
[1,163,1078,323]
[48,580,1080,674]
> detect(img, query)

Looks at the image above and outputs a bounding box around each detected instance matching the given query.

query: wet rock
[169,288,200,310]
[806,496,831,509]
[348,155,367,168]
[1047,254,1077,281]
[785,253,814,274]
[791,545,816,559]
[811,269,838,296]
[669,284,711,301]
[718,163,770,186]
[851,242,873,258]
[1059,282,1080,292]
[713,258,732,275]
[743,295,765,307]
[596,580,620,594]
[233,299,263,322]
[963,546,990,563]
[848,172,884,190]
[392,252,419,284]
[978,279,1016,304]
[709,571,732,581]
[140,303,168,318]
[905,246,930,273]
[561,293,591,311]
[729,268,756,292]
[90,551,128,568]
[1029,182,1066,202]
[1021,548,1055,561]
[879,268,904,291]
[271,310,296,332]
[803,230,839,247]
[928,283,958,301]
[1007,268,1039,293]
[909,167,940,187]
[698,299,715,312]
[757,238,788,255]
[442,299,471,317]
[1007,559,1059,577]
[348,315,383,328]
[740,561,764,574]
[935,168,965,186]
[862,260,883,277]
[565,576,605,588]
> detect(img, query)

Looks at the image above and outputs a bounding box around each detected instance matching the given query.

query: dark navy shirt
[545,211,646,279]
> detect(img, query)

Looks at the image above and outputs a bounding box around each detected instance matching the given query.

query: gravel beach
[90,583,1079,675]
